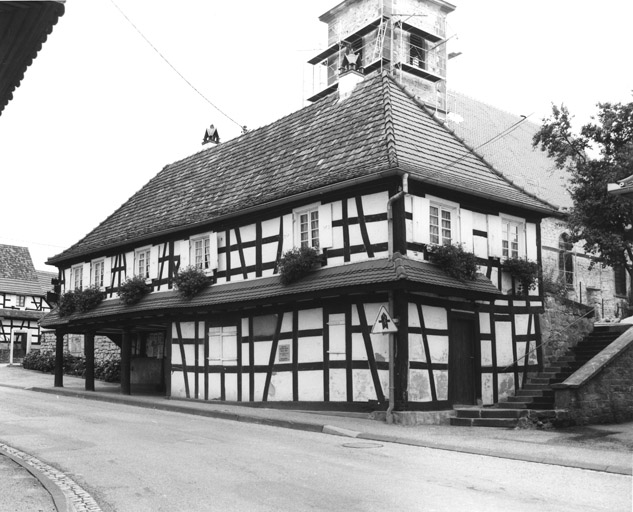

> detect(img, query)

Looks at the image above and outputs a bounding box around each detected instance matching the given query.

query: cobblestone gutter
[0,443,102,512]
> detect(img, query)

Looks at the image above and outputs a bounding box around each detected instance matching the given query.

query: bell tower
[308,0,456,111]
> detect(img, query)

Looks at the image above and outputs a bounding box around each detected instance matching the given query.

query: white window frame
[15,295,26,308]
[428,196,460,246]
[190,234,212,272]
[135,247,152,281]
[70,265,83,290]
[92,258,105,289]
[294,203,320,250]
[501,215,526,260]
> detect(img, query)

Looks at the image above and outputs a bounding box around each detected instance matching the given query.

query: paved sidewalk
[1,364,631,512]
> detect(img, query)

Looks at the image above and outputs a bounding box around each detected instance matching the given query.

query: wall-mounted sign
[371,306,398,334]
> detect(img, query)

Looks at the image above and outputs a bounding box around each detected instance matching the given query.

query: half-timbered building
[0,245,53,363]
[42,0,559,413]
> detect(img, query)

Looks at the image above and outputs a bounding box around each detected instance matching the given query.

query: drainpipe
[386,173,409,424]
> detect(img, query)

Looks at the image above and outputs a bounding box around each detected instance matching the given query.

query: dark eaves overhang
[0,1,66,116]
[40,256,502,331]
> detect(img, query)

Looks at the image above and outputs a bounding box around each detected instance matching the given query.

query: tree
[533,101,633,279]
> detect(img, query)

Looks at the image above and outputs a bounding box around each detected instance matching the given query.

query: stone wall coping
[552,325,633,390]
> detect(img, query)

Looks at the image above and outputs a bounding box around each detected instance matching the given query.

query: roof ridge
[386,76,558,213]
[380,72,399,169]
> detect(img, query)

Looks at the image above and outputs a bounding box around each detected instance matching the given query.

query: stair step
[515,389,554,398]
[450,417,518,428]
[454,408,524,419]
[498,400,554,410]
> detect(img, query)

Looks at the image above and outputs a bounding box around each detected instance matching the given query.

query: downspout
[386,173,408,424]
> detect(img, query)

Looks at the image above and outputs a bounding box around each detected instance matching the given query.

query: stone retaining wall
[554,326,633,425]
[39,332,119,361]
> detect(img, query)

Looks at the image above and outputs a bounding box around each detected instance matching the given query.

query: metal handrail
[500,308,595,373]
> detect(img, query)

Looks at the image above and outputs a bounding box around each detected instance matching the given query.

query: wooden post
[121,329,132,395]
[84,332,95,392]
[164,325,172,398]
[54,331,64,388]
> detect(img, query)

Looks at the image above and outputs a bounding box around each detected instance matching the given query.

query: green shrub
[22,350,56,372]
[503,257,540,295]
[58,290,77,317]
[174,266,212,299]
[118,275,151,305]
[75,286,105,312]
[427,243,478,281]
[22,350,120,382]
[277,246,321,285]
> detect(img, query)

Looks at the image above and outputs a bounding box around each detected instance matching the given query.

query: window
[298,208,319,249]
[430,205,453,245]
[558,233,574,286]
[135,248,151,279]
[191,236,211,270]
[615,266,627,297]
[409,33,427,69]
[15,295,25,308]
[502,220,521,259]
[71,265,83,290]
[92,259,105,288]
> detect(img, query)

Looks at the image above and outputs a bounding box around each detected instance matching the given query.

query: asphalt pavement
[1,364,631,512]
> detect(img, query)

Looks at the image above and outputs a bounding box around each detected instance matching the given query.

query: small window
[92,259,105,289]
[558,233,574,286]
[135,248,151,279]
[430,205,453,245]
[615,266,627,297]
[409,33,427,69]
[191,236,211,271]
[71,265,83,290]
[296,207,320,249]
[502,220,522,259]
[15,295,26,308]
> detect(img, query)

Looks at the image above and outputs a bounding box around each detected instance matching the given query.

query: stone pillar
[54,331,64,388]
[121,330,132,395]
[85,332,95,392]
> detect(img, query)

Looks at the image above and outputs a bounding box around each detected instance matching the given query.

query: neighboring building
[0,1,66,116]
[42,0,563,412]
[0,245,54,363]
[445,92,630,319]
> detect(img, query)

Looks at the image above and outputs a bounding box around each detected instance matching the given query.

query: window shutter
[318,203,333,249]
[103,258,112,291]
[526,223,537,261]
[460,210,473,251]
[411,196,430,244]
[149,245,159,278]
[82,263,90,289]
[180,240,190,268]
[209,232,218,270]
[282,214,293,253]
[487,215,503,258]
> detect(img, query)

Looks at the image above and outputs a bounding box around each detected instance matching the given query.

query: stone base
[370,410,455,425]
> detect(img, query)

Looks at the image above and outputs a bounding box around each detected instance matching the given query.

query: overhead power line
[109,0,245,132]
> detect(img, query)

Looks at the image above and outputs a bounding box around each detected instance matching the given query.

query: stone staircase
[451,324,631,428]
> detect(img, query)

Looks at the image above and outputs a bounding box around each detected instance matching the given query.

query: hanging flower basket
[277,246,321,285]
[427,243,478,281]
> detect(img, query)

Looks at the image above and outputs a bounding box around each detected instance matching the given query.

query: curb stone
[0,443,102,512]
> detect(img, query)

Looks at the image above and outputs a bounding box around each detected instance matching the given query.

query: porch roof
[40,255,501,330]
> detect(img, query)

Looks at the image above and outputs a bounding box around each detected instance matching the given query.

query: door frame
[447,311,481,405]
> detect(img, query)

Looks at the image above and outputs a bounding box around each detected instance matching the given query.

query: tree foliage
[533,101,633,276]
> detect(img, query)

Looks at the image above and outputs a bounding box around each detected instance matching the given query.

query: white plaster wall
[480,339,493,366]
[408,370,432,402]
[497,373,515,400]
[435,370,449,401]
[495,322,514,366]
[479,312,491,334]
[268,372,293,401]
[298,308,322,330]
[170,372,187,398]
[298,336,322,363]
[409,333,424,362]
[482,374,494,405]
[254,341,272,366]
[329,369,347,401]
[299,371,323,401]
[352,370,380,401]
[351,333,367,360]
[428,336,448,364]
[421,305,447,330]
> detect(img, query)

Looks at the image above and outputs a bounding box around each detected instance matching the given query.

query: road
[0,387,630,512]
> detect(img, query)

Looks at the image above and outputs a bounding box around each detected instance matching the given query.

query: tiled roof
[49,74,557,265]
[0,245,45,296]
[446,91,572,210]
[40,255,500,328]
[36,270,56,293]
[0,1,65,116]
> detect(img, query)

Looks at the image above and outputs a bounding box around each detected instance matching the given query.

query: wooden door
[448,316,477,405]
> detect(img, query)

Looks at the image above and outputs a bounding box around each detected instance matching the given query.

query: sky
[2,0,632,271]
